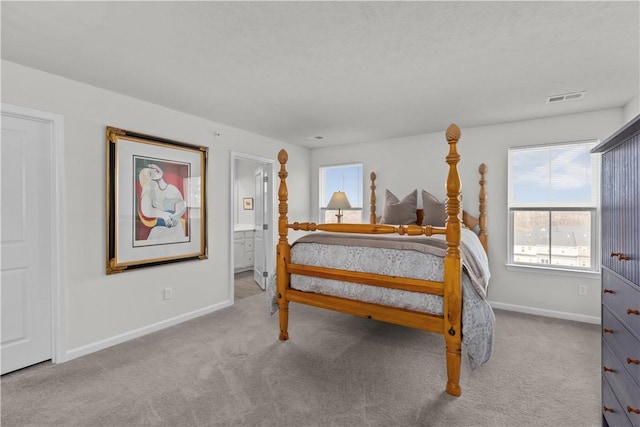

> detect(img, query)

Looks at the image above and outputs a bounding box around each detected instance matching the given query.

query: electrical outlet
[163,287,173,300]
[578,284,588,296]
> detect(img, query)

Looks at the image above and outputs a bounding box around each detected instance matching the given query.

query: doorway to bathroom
[230,152,275,302]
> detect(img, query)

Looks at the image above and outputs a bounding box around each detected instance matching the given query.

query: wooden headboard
[369,164,488,253]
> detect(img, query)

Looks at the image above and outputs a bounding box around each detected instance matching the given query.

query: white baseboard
[64,299,599,361]
[489,301,601,325]
[66,300,233,361]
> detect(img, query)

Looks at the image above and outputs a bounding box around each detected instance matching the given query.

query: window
[508,140,600,272]
[319,163,363,223]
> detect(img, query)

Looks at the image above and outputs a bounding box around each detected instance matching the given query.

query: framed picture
[243,197,254,210]
[106,127,208,274]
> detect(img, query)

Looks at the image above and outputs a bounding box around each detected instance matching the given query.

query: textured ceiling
[2,1,638,148]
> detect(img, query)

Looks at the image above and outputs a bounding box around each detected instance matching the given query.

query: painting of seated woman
[134,157,191,247]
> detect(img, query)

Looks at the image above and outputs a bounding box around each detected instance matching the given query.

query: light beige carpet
[1,293,600,426]
[234,271,264,300]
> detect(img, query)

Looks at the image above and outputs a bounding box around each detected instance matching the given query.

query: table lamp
[326,191,351,223]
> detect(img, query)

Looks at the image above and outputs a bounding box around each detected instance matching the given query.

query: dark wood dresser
[593,115,640,427]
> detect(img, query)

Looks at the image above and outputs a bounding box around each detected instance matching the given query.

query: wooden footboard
[276,124,466,396]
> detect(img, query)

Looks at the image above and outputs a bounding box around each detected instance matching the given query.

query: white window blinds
[509,141,599,208]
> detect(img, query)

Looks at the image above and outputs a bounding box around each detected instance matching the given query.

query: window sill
[506,263,601,279]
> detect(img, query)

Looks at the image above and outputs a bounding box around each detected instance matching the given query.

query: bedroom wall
[310,109,627,322]
[1,60,311,358]
[625,93,640,123]
[235,158,259,227]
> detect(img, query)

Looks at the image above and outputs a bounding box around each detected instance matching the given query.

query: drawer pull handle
[628,406,640,415]
[627,308,640,316]
[604,406,615,413]
[603,366,615,372]
[627,357,640,365]
[610,252,631,261]
[603,288,615,294]
[603,328,614,334]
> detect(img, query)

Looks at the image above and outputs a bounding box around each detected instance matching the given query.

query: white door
[253,167,266,289]
[263,163,274,283]
[1,113,53,374]
[252,163,274,290]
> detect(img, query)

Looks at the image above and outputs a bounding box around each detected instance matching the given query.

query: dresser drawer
[603,307,640,387]
[603,374,633,427]
[602,377,633,427]
[603,339,640,424]
[603,268,640,337]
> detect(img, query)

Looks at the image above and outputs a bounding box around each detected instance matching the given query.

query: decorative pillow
[421,190,448,227]
[381,189,418,225]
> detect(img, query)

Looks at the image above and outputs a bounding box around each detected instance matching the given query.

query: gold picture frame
[106,127,208,274]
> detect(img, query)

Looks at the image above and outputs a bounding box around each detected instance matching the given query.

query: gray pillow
[421,190,448,227]
[381,189,417,225]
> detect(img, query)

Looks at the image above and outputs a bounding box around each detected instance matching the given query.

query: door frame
[229,152,275,302]
[1,103,67,364]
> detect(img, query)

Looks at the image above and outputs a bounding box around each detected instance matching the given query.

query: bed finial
[446,124,461,143]
[277,149,289,243]
[278,149,288,165]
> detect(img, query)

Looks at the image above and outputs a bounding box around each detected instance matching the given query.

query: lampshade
[326,191,352,210]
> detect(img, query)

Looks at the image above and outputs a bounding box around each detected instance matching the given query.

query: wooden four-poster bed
[273,124,491,396]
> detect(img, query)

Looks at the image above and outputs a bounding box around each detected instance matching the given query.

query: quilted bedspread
[268,228,494,368]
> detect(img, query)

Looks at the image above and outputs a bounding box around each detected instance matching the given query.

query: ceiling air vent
[547,91,586,104]
[305,135,325,141]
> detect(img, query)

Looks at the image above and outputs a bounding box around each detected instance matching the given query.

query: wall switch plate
[163,287,173,300]
[578,284,588,296]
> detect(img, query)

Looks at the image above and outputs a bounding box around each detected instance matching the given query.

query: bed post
[478,163,488,254]
[276,149,291,341]
[444,124,463,397]
[370,172,377,224]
